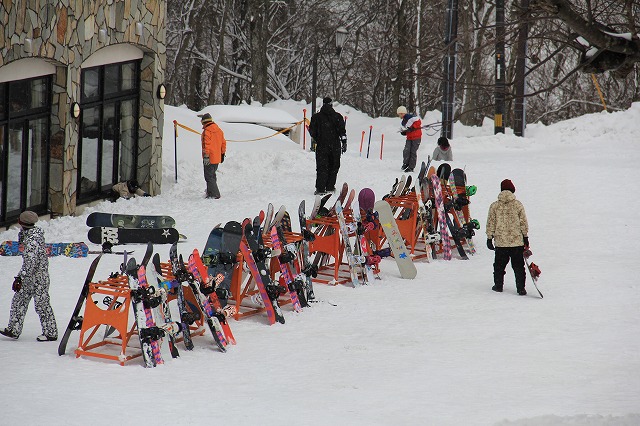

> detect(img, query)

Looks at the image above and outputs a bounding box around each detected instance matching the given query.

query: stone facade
[0,0,166,217]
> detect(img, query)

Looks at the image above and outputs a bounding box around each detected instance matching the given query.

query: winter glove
[523,236,529,248]
[12,276,22,292]
[221,153,225,163]
[400,130,408,136]
[203,156,210,166]
[486,239,495,250]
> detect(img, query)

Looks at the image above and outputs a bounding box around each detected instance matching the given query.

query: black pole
[495,0,505,134]
[311,46,318,117]
[441,0,458,139]
[513,0,530,137]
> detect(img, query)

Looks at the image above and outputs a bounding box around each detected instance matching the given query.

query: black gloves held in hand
[486,239,495,250]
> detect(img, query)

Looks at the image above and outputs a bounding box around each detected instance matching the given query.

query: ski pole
[302,109,307,150]
[366,125,373,158]
[380,134,384,160]
[359,130,365,157]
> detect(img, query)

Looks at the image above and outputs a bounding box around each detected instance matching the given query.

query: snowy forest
[165,0,640,127]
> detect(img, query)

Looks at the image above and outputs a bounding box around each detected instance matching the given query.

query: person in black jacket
[308,97,347,195]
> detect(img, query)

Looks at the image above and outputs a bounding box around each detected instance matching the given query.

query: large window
[78,61,139,202]
[0,76,51,225]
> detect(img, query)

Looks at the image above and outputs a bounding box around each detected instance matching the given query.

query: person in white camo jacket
[485,179,530,296]
[0,211,58,341]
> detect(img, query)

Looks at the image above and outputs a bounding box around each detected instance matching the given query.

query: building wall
[0,0,165,217]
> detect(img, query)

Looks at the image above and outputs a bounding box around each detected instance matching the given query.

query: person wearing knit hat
[485,180,530,296]
[308,96,347,195]
[396,106,422,172]
[199,112,226,199]
[18,210,38,228]
[500,179,515,193]
[1,211,58,341]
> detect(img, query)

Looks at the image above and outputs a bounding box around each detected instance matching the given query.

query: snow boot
[0,328,19,339]
[491,285,503,292]
[517,289,527,296]
[36,334,58,342]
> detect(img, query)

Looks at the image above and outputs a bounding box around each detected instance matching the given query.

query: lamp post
[311,26,348,116]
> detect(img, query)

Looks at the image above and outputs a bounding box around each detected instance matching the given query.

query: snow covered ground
[1,100,639,426]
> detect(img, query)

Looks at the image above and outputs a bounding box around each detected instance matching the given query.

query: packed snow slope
[0,100,639,426]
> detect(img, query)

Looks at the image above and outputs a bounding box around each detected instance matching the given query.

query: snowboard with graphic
[1,240,89,258]
[86,212,176,229]
[374,200,417,279]
[88,227,179,245]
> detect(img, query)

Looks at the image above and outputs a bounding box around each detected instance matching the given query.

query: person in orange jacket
[199,113,226,199]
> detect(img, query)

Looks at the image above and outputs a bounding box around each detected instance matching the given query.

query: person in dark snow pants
[1,211,58,341]
[308,97,347,195]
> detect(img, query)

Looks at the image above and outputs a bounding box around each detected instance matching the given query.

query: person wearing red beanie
[486,180,529,295]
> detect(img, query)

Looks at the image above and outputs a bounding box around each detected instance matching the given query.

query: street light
[311,26,348,116]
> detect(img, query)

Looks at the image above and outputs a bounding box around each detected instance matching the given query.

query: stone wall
[0,0,166,217]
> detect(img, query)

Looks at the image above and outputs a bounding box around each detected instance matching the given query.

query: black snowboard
[86,212,176,229]
[202,221,243,307]
[437,163,451,180]
[58,254,103,356]
[88,227,179,245]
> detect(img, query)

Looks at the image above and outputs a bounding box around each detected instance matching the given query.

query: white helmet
[397,106,407,115]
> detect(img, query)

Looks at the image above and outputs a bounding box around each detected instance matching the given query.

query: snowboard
[185,253,228,352]
[446,173,476,255]
[351,199,376,283]
[270,225,306,310]
[86,212,176,229]
[168,244,195,350]
[151,254,180,358]
[88,227,179,245]
[437,163,451,180]
[202,222,242,308]
[189,249,236,346]
[374,200,417,279]
[297,200,317,302]
[1,240,89,258]
[524,247,543,298]
[335,200,362,287]
[240,220,286,325]
[57,254,103,356]
[358,188,375,212]
[430,174,452,260]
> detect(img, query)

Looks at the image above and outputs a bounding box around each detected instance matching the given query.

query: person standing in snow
[308,97,347,195]
[1,211,58,341]
[485,179,530,295]
[199,113,226,199]
[432,136,453,161]
[396,106,422,172]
